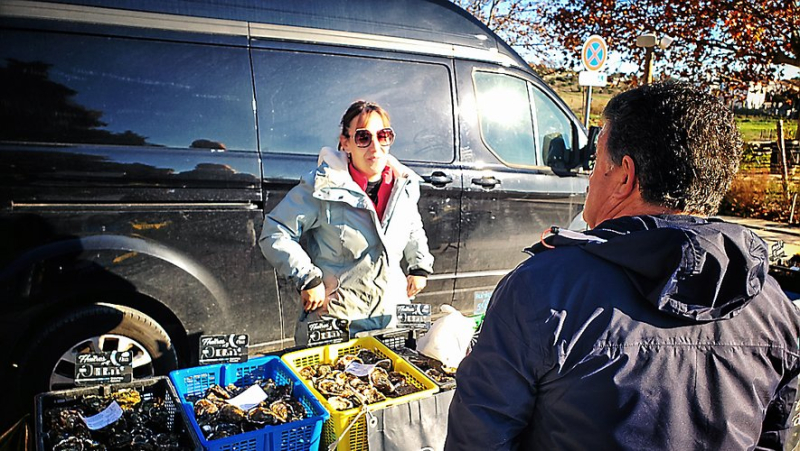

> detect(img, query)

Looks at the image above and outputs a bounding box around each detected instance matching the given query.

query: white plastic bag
[416,305,475,368]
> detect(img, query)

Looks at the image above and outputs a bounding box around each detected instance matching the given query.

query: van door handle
[471,176,501,188]
[423,172,453,187]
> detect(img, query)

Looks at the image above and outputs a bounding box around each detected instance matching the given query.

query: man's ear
[616,155,638,198]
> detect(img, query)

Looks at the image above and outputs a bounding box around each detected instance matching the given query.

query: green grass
[556,85,799,143]
[736,117,799,143]
[553,86,614,128]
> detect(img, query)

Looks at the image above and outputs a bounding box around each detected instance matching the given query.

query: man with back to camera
[445,82,800,450]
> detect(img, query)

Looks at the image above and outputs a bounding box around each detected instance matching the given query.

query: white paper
[226,384,267,411]
[81,401,123,430]
[345,362,376,377]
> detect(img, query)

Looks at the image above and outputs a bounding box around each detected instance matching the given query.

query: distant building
[745,83,767,109]
[733,81,778,110]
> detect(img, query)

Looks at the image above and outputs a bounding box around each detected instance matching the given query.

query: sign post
[579,35,608,129]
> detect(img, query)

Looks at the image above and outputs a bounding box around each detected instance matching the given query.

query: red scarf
[348,163,394,221]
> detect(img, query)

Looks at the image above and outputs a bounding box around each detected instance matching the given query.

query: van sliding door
[251,46,461,333]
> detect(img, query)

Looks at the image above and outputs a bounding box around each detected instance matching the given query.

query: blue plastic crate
[170,356,329,451]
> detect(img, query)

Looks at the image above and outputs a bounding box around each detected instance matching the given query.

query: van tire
[14,303,179,409]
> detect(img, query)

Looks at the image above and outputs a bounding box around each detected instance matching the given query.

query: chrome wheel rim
[49,334,154,390]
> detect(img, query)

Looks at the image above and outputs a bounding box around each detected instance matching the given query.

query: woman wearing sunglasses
[260,100,434,344]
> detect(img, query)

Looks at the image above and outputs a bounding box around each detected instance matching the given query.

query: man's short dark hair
[602,82,743,216]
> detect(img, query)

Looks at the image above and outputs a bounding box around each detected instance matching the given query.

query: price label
[199,334,249,364]
[74,351,133,386]
[307,318,349,347]
[396,304,431,331]
[81,401,123,430]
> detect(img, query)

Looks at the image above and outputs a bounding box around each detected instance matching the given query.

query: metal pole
[583,86,593,129]
[643,47,654,84]
[778,120,790,203]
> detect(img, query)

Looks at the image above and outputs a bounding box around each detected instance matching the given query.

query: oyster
[425,368,454,384]
[110,388,142,410]
[53,436,94,451]
[316,364,333,378]
[287,399,307,421]
[270,400,291,423]
[247,406,278,425]
[147,405,170,425]
[369,367,394,394]
[218,404,246,423]
[348,376,368,389]
[441,366,457,376]
[205,384,231,400]
[225,383,243,397]
[107,430,132,450]
[388,371,407,385]
[194,398,219,418]
[46,408,87,435]
[359,386,386,404]
[334,354,362,371]
[299,365,317,379]
[356,349,378,364]
[154,432,182,450]
[80,395,107,414]
[327,396,354,411]
[332,371,349,386]
[392,383,420,397]
[208,422,241,440]
[316,379,342,396]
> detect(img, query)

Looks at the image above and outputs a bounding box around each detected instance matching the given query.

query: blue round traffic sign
[582,35,608,71]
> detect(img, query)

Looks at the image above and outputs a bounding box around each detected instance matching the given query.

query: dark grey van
[0,0,593,423]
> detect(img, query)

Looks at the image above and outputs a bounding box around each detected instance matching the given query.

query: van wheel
[16,303,179,395]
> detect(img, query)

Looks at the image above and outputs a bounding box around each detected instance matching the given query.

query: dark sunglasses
[353,127,395,148]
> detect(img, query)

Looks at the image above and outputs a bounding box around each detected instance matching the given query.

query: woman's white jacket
[259,147,434,336]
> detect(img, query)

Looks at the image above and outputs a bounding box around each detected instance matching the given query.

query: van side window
[0,30,256,151]
[473,71,537,166]
[253,50,454,163]
[529,85,574,168]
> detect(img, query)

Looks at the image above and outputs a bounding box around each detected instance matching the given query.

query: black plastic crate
[34,376,201,451]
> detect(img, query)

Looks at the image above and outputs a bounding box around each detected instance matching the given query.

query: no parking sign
[579,35,608,127]
[581,35,608,72]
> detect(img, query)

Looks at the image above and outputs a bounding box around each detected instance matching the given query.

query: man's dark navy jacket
[446,215,800,450]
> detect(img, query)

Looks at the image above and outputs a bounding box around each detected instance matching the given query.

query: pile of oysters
[298,348,420,411]
[42,387,190,451]
[188,379,306,441]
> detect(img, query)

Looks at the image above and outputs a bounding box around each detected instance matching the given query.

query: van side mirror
[581,126,601,171]
[543,132,582,177]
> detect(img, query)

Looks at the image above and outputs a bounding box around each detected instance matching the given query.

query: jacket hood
[530,215,769,322]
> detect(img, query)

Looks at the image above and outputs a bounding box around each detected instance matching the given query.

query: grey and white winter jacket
[259,147,434,338]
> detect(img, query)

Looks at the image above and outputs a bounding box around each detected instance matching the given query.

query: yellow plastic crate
[281,336,439,451]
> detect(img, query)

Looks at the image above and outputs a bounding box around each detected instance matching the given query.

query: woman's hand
[407,275,427,298]
[301,283,327,312]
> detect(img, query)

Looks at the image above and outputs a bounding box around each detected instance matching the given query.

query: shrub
[720,170,798,222]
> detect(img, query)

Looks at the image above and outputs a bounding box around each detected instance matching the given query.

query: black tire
[12,303,179,416]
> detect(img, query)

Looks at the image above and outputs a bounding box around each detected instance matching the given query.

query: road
[717,215,800,263]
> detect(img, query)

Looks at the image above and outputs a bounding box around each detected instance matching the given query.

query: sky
[525,46,800,81]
